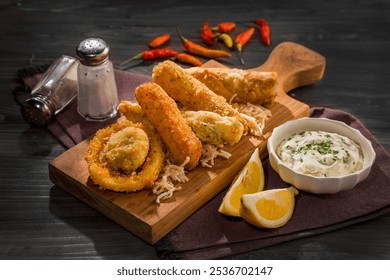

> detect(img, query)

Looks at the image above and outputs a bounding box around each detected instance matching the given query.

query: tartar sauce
[276,131,364,177]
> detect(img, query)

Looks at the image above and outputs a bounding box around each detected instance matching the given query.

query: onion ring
[85,120,165,192]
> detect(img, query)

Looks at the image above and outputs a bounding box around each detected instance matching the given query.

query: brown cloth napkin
[15,67,151,148]
[15,67,390,260]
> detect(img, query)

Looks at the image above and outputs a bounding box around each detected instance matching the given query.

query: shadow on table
[49,185,159,260]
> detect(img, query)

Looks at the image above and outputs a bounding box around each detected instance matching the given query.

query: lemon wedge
[218,148,264,217]
[240,187,299,228]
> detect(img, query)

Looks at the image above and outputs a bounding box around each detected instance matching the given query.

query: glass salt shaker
[76,38,118,121]
[21,55,78,127]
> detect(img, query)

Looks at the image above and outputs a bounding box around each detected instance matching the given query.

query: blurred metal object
[21,55,78,127]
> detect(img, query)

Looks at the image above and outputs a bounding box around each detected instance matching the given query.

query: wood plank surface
[1,0,389,261]
[49,42,325,244]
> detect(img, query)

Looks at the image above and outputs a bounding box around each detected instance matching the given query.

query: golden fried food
[135,82,202,170]
[182,110,244,147]
[152,60,249,131]
[185,67,277,106]
[118,101,149,126]
[103,126,149,174]
[118,101,167,149]
[85,120,165,192]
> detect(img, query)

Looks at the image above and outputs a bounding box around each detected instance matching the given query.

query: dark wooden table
[1,0,389,260]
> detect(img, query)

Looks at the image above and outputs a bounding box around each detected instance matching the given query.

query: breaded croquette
[185,67,277,106]
[135,82,202,170]
[103,126,149,174]
[152,60,249,132]
[182,110,244,147]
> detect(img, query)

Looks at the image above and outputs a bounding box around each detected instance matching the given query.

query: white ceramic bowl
[267,117,376,194]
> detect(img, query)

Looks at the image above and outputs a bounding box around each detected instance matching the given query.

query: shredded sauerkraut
[153,157,189,203]
[230,95,272,136]
[153,144,233,202]
[200,144,231,168]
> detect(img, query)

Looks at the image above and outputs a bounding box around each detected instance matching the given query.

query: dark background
[0,0,389,259]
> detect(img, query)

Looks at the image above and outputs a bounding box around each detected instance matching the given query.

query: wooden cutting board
[49,42,325,244]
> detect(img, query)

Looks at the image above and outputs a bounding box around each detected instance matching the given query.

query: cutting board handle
[252,42,326,93]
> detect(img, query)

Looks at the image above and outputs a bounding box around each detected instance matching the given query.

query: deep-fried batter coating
[118,101,167,149]
[85,120,165,192]
[185,67,277,106]
[135,82,202,170]
[152,60,249,131]
[118,101,149,126]
[182,110,244,147]
[103,126,149,174]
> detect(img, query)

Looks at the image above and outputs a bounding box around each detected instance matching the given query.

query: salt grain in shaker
[76,38,118,121]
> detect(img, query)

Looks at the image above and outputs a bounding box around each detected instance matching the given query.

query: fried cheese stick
[181,110,244,147]
[152,60,250,132]
[135,82,202,170]
[185,67,277,106]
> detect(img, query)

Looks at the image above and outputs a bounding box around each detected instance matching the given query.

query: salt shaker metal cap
[21,96,54,127]
[76,38,110,66]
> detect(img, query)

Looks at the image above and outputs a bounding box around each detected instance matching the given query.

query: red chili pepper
[235,27,255,65]
[149,33,171,48]
[212,21,236,33]
[120,48,179,67]
[201,23,217,46]
[175,53,202,66]
[177,27,231,59]
[255,19,271,46]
